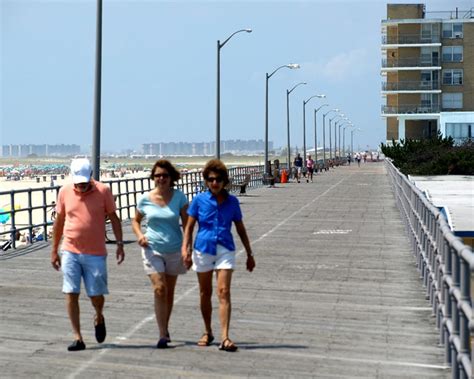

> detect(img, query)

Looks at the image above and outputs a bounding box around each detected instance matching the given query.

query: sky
[1,0,471,153]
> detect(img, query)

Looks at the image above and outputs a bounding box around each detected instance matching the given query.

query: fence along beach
[0,169,158,244]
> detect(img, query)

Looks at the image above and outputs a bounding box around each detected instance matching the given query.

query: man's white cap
[70,158,92,184]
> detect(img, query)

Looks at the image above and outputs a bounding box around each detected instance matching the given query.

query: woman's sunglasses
[154,173,170,179]
[206,176,223,183]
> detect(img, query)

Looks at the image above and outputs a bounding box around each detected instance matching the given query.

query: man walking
[51,158,125,351]
[293,153,303,183]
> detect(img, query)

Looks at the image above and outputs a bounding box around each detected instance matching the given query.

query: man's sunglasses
[206,176,223,183]
[154,173,170,179]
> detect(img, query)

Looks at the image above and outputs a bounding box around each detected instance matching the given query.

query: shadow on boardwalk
[0,162,450,378]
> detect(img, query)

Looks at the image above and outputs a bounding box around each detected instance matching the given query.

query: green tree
[381,132,474,175]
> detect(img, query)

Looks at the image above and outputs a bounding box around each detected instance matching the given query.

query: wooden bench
[229,174,251,195]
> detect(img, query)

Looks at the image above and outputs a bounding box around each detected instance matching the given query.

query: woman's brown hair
[202,159,230,187]
[150,159,181,187]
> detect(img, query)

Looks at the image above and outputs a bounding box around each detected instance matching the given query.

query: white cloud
[301,49,369,82]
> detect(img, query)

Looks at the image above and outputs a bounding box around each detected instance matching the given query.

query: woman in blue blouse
[132,160,188,349]
[182,159,255,352]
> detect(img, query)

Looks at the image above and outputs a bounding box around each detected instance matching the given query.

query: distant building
[381,4,474,144]
[1,144,81,157]
[142,139,271,156]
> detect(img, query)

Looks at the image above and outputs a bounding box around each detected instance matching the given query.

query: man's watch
[116,241,124,246]
[247,252,254,257]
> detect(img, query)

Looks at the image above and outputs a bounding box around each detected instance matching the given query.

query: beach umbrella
[0,209,10,224]
[0,204,21,224]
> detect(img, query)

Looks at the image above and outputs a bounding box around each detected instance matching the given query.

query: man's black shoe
[95,318,106,343]
[68,340,86,351]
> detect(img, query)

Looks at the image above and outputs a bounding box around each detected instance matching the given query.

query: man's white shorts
[192,244,235,272]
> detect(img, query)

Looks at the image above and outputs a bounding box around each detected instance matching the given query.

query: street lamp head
[317,103,329,110]
[287,63,300,69]
[245,29,252,33]
[317,94,326,98]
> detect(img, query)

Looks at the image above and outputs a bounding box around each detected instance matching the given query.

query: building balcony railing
[382,80,441,91]
[381,57,440,68]
[381,104,441,114]
[382,34,441,45]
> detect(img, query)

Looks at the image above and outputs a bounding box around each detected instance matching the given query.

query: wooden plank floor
[0,162,450,378]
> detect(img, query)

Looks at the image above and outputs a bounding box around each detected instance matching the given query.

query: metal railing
[0,164,267,250]
[385,159,473,379]
[382,57,440,68]
[426,8,474,20]
[381,104,441,114]
[382,34,441,45]
[382,80,441,91]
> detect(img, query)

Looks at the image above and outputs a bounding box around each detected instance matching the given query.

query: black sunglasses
[154,173,170,179]
[206,176,223,183]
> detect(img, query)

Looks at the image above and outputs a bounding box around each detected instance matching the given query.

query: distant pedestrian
[132,159,189,349]
[347,154,351,165]
[356,153,361,167]
[50,201,57,221]
[181,159,255,352]
[306,155,315,182]
[51,158,125,351]
[293,153,303,183]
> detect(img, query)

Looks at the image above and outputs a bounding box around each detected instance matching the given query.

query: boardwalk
[0,162,450,378]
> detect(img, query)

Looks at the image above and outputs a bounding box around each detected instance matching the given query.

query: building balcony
[382,80,441,92]
[381,58,441,71]
[381,34,441,46]
[381,104,440,115]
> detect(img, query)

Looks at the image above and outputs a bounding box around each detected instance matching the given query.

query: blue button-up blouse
[187,190,242,255]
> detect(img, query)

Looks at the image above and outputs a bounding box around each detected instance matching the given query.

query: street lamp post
[322,109,339,166]
[338,119,350,158]
[314,104,328,164]
[342,123,353,158]
[216,28,252,159]
[265,63,300,175]
[329,114,343,160]
[334,117,347,159]
[303,94,325,165]
[91,0,103,180]
[351,128,361,159]
[286,82,306,171]
[334,116,345,160]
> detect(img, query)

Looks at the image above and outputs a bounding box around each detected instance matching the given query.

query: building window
[442,46,463,62]
[421,93,432,107]
[442,23,463,38]
[442,93,463,109]
[446,123,472,144]
[443,69,463,85]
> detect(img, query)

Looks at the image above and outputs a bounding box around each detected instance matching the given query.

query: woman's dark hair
[150,159,181,186]
[202,159,229,187]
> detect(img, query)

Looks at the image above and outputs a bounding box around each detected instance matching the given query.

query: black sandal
[219,338,238,352]
[197,333,214,346]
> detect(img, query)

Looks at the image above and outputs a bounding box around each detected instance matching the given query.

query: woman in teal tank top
[132,160,189,349]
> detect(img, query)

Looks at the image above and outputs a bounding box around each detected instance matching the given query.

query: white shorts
[142,247,187,276]
[192,244,235,272]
